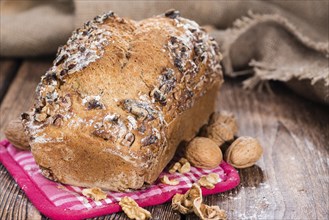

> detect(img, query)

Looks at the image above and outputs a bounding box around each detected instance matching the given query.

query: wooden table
[1,58,328,220]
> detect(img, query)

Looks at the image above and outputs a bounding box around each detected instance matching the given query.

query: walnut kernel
[206,112,238,146]
[119,196,151,220]
[35,112,47,122]
[179,158,189,164]
[82,187,107,201]
[169,162,181,174]
[169,158,190,174]
[198,173,220,189]
[206,173,220,184]
[178,161,191,173]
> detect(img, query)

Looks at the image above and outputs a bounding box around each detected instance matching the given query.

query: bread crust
[22,10,223,191]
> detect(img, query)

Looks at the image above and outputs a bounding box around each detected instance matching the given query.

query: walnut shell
[193,197,227,220]
[185,137,222,169]
[206,112,238,147]
[4,119,30,150]
[172,184,202,214]
[224,136,263,168]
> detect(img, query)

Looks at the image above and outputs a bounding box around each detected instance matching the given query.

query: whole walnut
[224,136,263,168]
[206,112,238,147]
[4,120,30,150]
[185,137,222,169]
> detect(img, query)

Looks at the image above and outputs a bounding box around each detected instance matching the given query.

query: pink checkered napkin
[0,140,240,220]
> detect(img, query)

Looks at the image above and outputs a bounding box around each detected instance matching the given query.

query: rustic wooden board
[0,60,51,139]
[0,59,21,102]
[0,59,328,219]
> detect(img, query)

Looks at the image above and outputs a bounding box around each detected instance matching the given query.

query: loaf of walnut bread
[22,10,223,191]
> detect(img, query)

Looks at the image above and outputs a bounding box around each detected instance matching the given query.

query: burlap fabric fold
[212,13,329,104]
[1,0,328,104]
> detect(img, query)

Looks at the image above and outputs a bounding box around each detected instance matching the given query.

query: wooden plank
[88,203,180,220]
[0,59,328,219]
[0,59,22,102]
[0,60,51,139]
[186,80,329,220]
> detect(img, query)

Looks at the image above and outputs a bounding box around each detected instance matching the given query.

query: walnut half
[160,175,179,185]
[172,184,227,220]
[119,196,151,220]
[82,187,107,201]
[206,112,238,147]
[198,173,220,189]
[169,157,191,174]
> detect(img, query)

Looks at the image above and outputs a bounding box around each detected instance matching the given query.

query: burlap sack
[212,13,329,104]
[0,0,74,56]
[1,0,328,104]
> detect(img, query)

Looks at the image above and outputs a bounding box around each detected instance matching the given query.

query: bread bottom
[32,83,220,191]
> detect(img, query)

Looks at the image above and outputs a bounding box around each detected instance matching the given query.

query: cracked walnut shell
[206,112,238,146]
[224,136,263,168]
[185,137,222,169]
[172,184,202,214]
[172,194,190,214]
[193,197,227,220]
[119,196,151,220]
[4,120,30,150]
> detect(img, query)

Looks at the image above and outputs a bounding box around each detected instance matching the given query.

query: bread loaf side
[22,10,223,191]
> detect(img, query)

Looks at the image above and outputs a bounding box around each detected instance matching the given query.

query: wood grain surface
[0,59,21,102]
[0,59,328,220]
